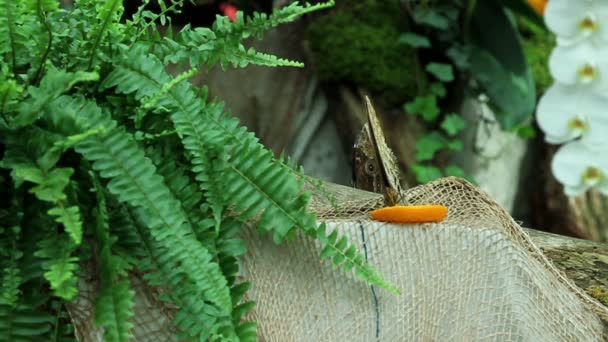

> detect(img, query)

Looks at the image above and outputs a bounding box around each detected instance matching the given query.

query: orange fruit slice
[370,205,448,223]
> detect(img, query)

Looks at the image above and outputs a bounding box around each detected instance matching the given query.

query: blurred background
[115,0,607,241]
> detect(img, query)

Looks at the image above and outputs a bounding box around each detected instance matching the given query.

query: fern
[102,44,396,293]
[47,94,236,338]
[0,0,28,71]
[86,0,124,68]
[12,68,98,127]
[89,174,135,342]
[0,226,22,307]
[0,300,54,341]
[159,1,336,69]
[0,0,399,340]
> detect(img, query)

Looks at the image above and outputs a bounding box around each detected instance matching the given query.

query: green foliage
[405,95,440,122]
[519,17,554,94]
[307,0,418,105]
[0,1,397,341]
[468,0,536,130]
[401,0,537,184]
[400,2,472,184]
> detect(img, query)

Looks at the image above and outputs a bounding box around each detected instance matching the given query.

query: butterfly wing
[352,123,384,193]
[364,96,403,205]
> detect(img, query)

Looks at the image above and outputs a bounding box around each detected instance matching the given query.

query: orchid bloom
[536,0,608,196]
[552,141,608,196]
[545,0,608,45]
[536,84,608,145]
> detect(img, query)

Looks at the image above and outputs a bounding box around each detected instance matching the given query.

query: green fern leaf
[47,95,234,337]
[87,0,124,68]
[103,46,396,292]
[11,166,84,246]
[48,206,83,245]
[94,281,135,342]
[35,235,79,300]
[0,301,54,341]
[0,245,22,307]
[13,68,98,127]
[0,0,30,71]
[131,208,225,340]
[90,174,135,342]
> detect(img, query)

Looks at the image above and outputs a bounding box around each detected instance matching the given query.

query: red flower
[219,3,238,22]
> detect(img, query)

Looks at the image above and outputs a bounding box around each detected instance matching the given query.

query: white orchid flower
[541,0,608,196]
[551,141,608,195]
[548,42,608,90]
[537,84,608,145]
[545,0,608,45]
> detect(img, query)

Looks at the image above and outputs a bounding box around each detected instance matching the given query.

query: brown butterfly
[352,96,403,206]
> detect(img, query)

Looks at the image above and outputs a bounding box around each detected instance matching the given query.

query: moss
[519,18,555,94]
[307,0,417,106]
[585,286,608,306]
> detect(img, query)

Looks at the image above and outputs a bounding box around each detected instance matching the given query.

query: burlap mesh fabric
[243,177,608,341]
[67,177,608,341]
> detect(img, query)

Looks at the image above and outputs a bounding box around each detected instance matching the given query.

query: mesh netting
[243,177,608,341]
[67,177,608,341]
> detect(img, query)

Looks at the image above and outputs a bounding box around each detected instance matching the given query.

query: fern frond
[91,174,135,342]
[102,46,396,293]
[317,223,399,293]
[237,46,303,67]
[0,229,22,307]
[11,166,84,246]
[12,68,98,127]
[0,300,54,341]
[0,72,24,117]
[150,148,218,249]
[0,0,29,71]
[129,206,231,340]
[217,1,335,40]
[48,205,83,245]
[158,1,333,69]
[47,95,234,338]
[86,0,124,69]
[35,235,79,300]
[93,281,134,342]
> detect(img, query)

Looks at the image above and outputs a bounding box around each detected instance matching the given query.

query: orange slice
[370,205,448,223]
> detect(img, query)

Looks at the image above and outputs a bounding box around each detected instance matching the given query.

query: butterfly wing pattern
[352,96,403,206]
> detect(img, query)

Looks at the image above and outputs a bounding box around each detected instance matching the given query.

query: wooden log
[525,227,608,301]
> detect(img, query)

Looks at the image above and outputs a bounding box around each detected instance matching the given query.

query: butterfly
[352,96,403,206]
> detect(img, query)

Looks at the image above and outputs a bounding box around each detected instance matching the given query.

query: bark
[525,227,608,293]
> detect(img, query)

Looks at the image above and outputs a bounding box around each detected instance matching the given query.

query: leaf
[15,167,73,202]
[415,132,446,161]
[515,124,536,139]
[429,82,446,98]
[469,1,536,130]
[48,206,83,245]
[440,114,466,136]
[405,95,440,122]
[446,139,463,151]
[413,8,449,29]
[426,63,454,82]
[446,44,471,70]
[13,68,99,127]
[94,281,135,342]
[35,236,79,300]
[398,32,431,48]
[412,164,443,183]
